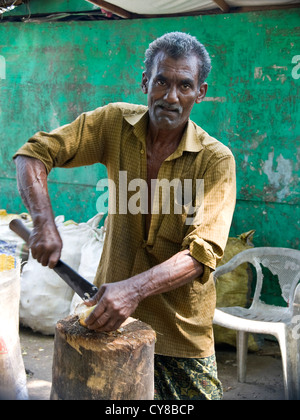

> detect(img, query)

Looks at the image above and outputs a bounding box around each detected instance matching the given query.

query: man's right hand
[29,222,63,269]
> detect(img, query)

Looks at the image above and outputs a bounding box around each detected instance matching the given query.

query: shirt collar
[124,107,204,159]
[166,119,203,161]
[124,107,148,146]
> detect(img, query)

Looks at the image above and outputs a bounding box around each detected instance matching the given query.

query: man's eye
[157,80,166,86]
[182,84,191,90]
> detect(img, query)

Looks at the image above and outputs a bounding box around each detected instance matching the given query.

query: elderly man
[14,32,236,400]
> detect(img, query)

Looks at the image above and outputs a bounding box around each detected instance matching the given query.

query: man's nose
[164,85,179,103]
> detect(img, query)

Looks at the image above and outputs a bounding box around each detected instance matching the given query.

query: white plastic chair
[213,247,300,400]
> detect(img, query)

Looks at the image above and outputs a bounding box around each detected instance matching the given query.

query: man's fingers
[94,318,123,333]
[31,247,61,268]
[83,287,118,331]
[88,313,123,333]
[82,282,134,333]
[28,225,63,268]
[84,300,106,327]
[48,251,61,269]
[84,287,105,307]
[87,311,110,330]
[84,301,124,332]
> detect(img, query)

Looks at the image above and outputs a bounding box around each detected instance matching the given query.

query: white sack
[0,258,28,400]
[20,213,105,335]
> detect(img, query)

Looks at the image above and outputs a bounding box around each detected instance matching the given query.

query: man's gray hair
[144,32,212,85]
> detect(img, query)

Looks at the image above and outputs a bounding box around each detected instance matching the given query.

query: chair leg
[277,330,289,399]
[237,331,249,383]
[280,327,300,400]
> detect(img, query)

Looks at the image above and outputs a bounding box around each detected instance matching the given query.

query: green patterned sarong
[154,354,223,400]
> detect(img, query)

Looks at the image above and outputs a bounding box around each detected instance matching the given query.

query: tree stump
[50,315,156,400]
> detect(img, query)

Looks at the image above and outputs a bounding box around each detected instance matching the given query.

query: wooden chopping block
[50,315,156,400]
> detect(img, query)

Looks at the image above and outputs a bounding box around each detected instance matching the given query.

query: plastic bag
[0,255,28,400]
[19,213,105,335]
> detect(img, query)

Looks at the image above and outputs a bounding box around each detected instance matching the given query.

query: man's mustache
[155,100,182,113]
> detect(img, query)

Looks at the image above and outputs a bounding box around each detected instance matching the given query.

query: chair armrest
[214,251,251,279]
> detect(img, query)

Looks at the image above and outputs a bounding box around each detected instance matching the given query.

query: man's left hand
[83,280,141,332]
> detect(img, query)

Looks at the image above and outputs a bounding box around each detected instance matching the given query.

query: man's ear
[195,83,208,104]
[141,71,149,94]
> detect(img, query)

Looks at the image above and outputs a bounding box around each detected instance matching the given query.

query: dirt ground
[19,326,285,400]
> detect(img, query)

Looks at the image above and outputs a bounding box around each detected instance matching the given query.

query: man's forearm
[14,155,62,268]
[14,155,54,224]
[134,249,204,300]
[85,249,204,332]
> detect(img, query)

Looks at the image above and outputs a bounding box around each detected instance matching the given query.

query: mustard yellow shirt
[14,103,236,357]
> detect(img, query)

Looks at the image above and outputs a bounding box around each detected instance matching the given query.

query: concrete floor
[19,326,285,401]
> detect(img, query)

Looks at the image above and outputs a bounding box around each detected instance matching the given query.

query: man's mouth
[156,102,182,115]
[159,105,178,113]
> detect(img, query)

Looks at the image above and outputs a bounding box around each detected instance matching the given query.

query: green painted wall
[4,0,98,15]
[0,8,299,249]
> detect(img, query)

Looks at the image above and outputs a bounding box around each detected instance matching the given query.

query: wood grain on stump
[50,315,156,400]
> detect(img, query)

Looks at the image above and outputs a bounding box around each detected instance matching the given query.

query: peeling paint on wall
[49,102,61,131]
[262,150,293,201]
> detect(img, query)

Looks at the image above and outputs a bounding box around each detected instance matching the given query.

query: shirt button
[140,149,145,155]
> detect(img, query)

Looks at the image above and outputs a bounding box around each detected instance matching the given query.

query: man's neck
[147,120,187,150]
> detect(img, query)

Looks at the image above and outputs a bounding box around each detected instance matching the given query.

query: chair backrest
[215,247,300,307]
[293,283,300,316]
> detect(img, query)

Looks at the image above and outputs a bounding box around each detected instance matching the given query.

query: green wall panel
[0,9,299,248]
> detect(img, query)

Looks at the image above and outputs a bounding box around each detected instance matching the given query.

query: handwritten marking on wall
[255,57,300,82]
[254,65,288,83]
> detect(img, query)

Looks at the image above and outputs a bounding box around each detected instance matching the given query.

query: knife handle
[9,218,31,243]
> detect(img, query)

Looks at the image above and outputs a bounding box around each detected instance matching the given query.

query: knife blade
[9,218,98,300]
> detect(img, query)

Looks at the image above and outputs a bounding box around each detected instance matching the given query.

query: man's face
[142,51,207,132]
